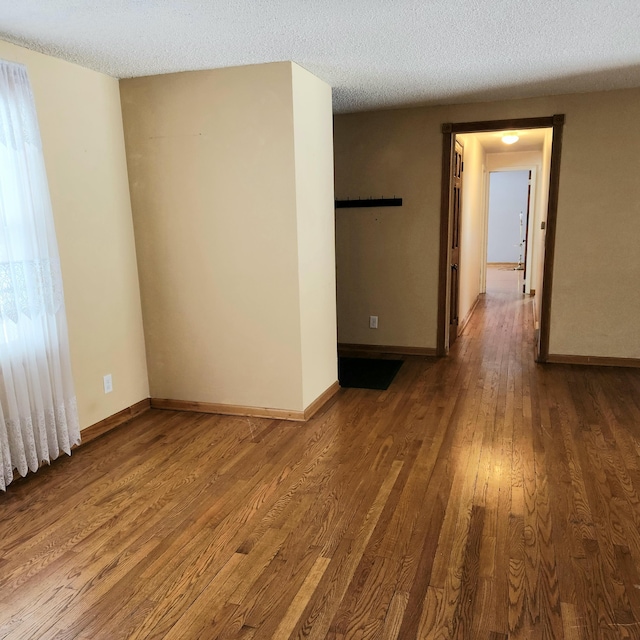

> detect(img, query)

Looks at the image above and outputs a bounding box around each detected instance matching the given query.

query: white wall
[487,171,529,263]
[0,40,149,430]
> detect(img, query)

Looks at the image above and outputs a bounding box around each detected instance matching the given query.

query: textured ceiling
[1,1,640,113]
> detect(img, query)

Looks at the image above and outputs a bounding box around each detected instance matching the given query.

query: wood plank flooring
[2,268,640,638]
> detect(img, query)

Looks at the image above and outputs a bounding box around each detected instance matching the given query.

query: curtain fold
[0,59,80,491]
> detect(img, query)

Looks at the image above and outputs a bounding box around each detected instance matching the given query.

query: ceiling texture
[1,0,640,113]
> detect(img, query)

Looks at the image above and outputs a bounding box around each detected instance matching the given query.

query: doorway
[487,169,531,289]
[437,116,565,361]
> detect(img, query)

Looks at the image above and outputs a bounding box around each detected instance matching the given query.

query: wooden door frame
[436,115,565,361]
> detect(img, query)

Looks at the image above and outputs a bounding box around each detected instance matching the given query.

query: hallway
[2,272,640,638]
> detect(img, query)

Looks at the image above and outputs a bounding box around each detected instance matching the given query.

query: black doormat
[338,357,403,390]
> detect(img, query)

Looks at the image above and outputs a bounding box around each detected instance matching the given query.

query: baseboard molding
[338,343,437,358]
[80,398,151,444]
[303,381,341,420]
[151,398,306,421]
[151,381,341,423]
[458,296,480,335]
[546,354,640,368]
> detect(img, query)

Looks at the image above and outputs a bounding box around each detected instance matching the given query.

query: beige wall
[334,88,640,359]
[534,132,553,329]
[291,64,338,408]
[121,62,337,412]
[0,40,149,429]
[456,134,486,325]
[486,150,543,172]
[335,109,439,348]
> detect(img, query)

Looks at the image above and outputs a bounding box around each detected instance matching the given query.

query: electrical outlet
[103,374,113,394]
[369,315,378,329]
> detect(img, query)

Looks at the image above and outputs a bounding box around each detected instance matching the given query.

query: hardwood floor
[2,269,640,638]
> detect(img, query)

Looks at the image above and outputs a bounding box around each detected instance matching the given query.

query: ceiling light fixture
[502,134,519,145]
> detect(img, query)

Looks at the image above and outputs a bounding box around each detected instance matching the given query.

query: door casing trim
[436,115,565,360]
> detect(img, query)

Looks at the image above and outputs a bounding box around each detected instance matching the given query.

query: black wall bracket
[335,197,402,209]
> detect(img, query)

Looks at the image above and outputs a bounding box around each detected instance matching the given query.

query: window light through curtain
[0,59,80,491]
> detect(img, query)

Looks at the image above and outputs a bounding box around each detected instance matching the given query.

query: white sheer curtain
[0,60,80,491]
